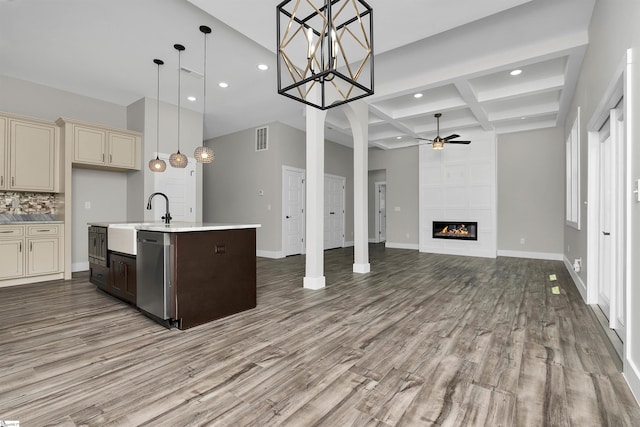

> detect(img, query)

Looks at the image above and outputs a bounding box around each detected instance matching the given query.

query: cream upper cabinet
[74,125,107,166]
[0,116,6,190]
[58,118,141,171]
[4,116,59,192]
[108,131,137,169]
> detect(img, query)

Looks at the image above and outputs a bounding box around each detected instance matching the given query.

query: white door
[598,133,613,320]
[282,167,305,256]
[324,174,345,249]
[153,153,196,222]
[375,182,387,243]
[611,106,626,338]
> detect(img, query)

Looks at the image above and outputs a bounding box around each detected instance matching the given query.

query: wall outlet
[84,201,91,209]
[520,237,525,245]
[394,206,401,212]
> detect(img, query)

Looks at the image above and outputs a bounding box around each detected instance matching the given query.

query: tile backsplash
[0,192,56,215]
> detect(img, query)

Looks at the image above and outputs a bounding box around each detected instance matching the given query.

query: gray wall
[203,121,354,255]
[369,146,419,248]
[497,128,565,255]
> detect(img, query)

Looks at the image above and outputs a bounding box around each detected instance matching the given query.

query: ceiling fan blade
[446,140,471,144]
[415,137,434,141]
[443,134,460,141]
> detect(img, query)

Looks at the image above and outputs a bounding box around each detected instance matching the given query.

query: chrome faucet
[146,192,172,224]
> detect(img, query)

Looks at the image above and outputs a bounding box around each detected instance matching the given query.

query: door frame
[282,165,306,257]
[374,181,387,243]
[586,52,628,336]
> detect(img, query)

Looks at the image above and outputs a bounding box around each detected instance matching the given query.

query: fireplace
[432,221,478,241]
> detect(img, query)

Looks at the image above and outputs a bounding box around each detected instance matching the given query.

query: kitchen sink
[107,223,156,255]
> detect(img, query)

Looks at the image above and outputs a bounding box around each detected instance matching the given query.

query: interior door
[283,167,304,256]
[377,183,387,242]
[153,153,196,222]
[324,175,345,249]
[598,133,613,320]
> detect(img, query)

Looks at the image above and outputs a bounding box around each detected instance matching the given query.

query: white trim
[256,250,285,259]
[303,276,325,290]
[565,108,581,229]
[73,261,90,272]
[353,263,370,273]
[0,272,64,288]
[564,255,587,301]
[497,250,563,261]
[385,242,419,250]
[624,358,640,404]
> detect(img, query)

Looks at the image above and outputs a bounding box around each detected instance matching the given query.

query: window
[566,108,580,229]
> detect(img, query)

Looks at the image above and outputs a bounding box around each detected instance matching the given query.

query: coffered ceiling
[0,0,595,149]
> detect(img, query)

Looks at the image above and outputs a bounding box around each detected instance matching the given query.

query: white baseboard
[72,262,90,272]
[624,358,640,406]
[353,263,370,274]
[385,242,419,250]
[563,255,587,301]
[497,250,563,261]
[344,241,354,247]
[303,276,326,290]
[256,250,285,259]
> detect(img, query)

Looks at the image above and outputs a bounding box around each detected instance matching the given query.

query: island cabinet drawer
[0,225,24,238]
[26,225,60,236]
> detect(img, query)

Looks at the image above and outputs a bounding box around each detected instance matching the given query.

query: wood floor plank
[0,246,637,426]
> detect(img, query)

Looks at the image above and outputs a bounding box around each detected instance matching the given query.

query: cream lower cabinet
[58,118,141,171]
[0,116,6,190]
[0,224,63,284]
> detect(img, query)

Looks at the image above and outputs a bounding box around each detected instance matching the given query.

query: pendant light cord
[203,29,207,137]
[156,61,161,157]
[177,48,181,153]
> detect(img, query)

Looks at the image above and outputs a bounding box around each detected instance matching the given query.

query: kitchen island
[89,222,260,329]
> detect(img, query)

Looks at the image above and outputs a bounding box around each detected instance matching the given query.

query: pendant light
[194,25,215,164]
[149,59,167,172]
[169,43,188,168]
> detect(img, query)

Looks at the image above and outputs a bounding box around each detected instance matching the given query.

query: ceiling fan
[415,113,471,149]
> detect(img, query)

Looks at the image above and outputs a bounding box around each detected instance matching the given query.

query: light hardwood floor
[1,245,639,426]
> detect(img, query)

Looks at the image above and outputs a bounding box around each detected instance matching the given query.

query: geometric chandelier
[277,0,374,110]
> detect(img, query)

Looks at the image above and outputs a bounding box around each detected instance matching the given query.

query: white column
[344,101,370,273]
[304,97,328,289]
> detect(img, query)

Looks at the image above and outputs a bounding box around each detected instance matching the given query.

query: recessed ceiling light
[396,136,402,140]
[521,116,527,120]
[218,82,229,88]
[258,64,269,71]
[510,69,523,76]
[187,96,197,102]
[414,93,423,98]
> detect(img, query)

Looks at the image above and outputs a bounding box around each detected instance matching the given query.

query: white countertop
[89,221,260,232]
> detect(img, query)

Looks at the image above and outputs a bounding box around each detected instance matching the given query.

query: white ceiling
[0,0,595,149]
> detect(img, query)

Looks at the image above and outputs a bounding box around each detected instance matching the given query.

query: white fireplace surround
[419,129,497,258]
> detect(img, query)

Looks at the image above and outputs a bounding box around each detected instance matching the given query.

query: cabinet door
[108,132,137,169]
[27,238,59,276]
[10,119,56,191]
[0,117,6,190]
[0,239,24,280]
[110,254,137,304]
[74,125,106,165]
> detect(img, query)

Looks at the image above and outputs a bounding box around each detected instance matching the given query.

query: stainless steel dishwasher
[137,230,173,322]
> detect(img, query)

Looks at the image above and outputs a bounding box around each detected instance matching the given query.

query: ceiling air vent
[255,126,269,151]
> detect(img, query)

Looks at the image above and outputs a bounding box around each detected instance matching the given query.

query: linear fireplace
[432,221,478,241]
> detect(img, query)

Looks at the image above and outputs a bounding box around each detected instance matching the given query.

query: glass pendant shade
[194,145,214,163]
[149,58,167,172]
[169,150,188,168]
[171,43,188,168]
[195,25,215,164]
[149,157,167,171]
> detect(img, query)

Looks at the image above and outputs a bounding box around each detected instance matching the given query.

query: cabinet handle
[0,176,3,186]
[30,242,32,252]
[35,229,52,233]
[102,153,105,162]
[0,230,12,234]
[19,242,22,252]
[11,177,15,186]
[110,154,113,163]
